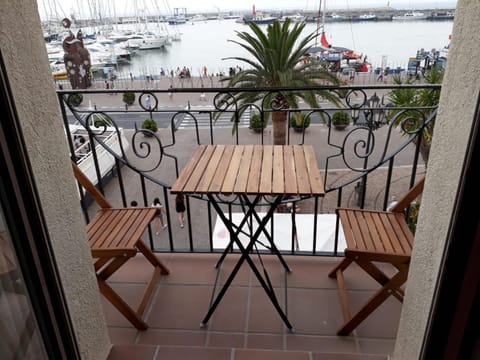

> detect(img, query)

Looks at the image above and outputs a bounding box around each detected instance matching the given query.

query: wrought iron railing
[59,83,438,256]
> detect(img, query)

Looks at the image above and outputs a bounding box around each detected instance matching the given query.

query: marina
[43,6,454,81]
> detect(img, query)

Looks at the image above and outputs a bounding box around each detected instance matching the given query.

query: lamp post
[364,92,386,130]
[347,90,365,126]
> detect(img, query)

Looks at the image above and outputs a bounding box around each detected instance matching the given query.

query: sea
[112,18,454,78]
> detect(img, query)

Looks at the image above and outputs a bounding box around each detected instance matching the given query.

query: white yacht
[125,31,168,50]
[392,12,428,21]
[190,14,208,22]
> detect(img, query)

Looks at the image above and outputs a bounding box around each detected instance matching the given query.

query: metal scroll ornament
[62,18,92,89]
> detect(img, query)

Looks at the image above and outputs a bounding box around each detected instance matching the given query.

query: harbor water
[110,18,453,78]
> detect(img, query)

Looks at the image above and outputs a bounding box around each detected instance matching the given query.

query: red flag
[320,32,330,48]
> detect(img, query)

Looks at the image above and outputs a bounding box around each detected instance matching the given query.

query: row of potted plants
[249,111,351,131]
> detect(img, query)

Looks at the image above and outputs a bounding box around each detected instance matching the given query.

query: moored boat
[351,14,377,22]
[125,31,168,50]
[426,11,455,21]
[307,0,370,73]
[243,5,277,24]
[392,12,428,21]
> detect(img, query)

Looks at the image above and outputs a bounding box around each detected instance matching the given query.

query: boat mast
[315,0,322,46]
[315,0,327,47]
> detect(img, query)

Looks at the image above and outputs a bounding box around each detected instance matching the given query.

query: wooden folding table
[171,144,324,331]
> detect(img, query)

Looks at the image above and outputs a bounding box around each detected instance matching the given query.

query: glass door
[0,207,48,359]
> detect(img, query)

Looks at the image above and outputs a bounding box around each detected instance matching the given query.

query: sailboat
[242,5,277,24]
[309,0,370,73]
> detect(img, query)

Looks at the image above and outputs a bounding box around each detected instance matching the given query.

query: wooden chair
[328,177,425,335]
[71,161,169,330]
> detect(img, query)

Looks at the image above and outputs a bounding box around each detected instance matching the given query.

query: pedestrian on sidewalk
[175,194,186,228]
[152,197,167,234]
[146,94,151,110]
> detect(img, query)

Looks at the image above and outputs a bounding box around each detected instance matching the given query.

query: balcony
[106,253,397,359]
[60,83,433,359]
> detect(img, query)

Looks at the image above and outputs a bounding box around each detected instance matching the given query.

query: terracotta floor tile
[147,285,213,330]
[102,283,145,328]
[234,348,309,360]
[287,288,344,335]
[287,334,358,353]
[160,253,220,285]
[247,333,285,350]
[357,338,396,356]
[208,332,245,348]
[286,256,341,289]
[107,344,156,360]
[248,287,287,333]
[107,327,139,344]
[156,346,231,360]
[345,292,402,338]
[137,329,206,346]
[208,286,249,332]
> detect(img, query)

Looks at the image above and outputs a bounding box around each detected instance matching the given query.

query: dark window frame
[0,50,80,359]
[422,93,480,358]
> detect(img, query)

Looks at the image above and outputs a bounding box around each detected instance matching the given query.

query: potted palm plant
[290,112,310,132]
[331,111,350,130]
[141,118,158,136]
[68,93,83,107]
[218,19,341,145]
[122,92,136,106]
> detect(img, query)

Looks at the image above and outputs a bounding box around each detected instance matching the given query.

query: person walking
[377,70,384,82]
[145,94,151,110]
[151,197,167,234]
[175,194,186,228]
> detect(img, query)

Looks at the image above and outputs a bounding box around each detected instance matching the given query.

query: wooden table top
[171,145,324,196]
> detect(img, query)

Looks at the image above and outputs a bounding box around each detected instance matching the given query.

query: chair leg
[97,278,148,330]
[328,257,354,278]
[357,259,406,302]
[136,241,169,275]
[336,267,409,336]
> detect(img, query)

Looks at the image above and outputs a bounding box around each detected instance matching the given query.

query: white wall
[394,1,480,358]
[0,1,111,359]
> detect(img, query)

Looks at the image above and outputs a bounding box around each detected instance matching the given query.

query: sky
[38,0,457,20]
